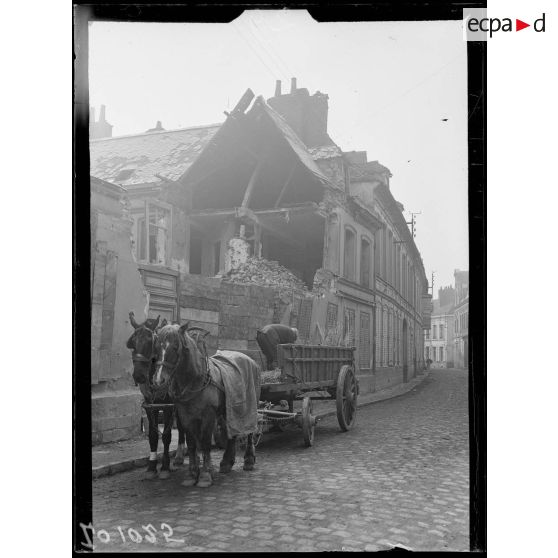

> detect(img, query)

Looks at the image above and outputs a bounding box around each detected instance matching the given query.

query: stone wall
[91,178,149,445]
[179,273,297,366]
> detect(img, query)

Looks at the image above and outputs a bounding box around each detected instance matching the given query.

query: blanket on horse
[209,350,261,439]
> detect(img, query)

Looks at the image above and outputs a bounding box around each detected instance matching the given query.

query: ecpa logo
[464,8,546,40]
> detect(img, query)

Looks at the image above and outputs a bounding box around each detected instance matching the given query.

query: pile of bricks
[223,257,308,296]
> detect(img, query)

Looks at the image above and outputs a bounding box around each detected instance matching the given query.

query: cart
[256,343,358,447]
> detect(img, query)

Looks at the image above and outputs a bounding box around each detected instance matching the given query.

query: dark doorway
[189,227,202,275]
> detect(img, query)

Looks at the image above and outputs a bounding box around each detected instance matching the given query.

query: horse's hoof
[219,464,233,474]
[158,469,170,480]
[181,477,197,487]
[173,457,184,466]
[197,478,213,488]
[144,470,158,480]
[243,463,255,471]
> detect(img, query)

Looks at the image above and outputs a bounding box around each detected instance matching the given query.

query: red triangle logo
[516,19,530,31]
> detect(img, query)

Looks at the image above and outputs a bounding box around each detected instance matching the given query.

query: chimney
[267,79,331,148]
[90,105,113,139]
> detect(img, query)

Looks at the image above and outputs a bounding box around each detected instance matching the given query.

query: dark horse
[155,323,261,488]
[126,312,186,480]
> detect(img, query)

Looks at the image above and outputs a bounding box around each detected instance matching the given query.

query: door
[138,264,179,323]
[402,319,408,382]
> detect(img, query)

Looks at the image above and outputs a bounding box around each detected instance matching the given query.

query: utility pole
[406,211,421,238]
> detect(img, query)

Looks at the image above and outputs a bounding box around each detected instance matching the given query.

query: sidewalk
[92,370,430,479]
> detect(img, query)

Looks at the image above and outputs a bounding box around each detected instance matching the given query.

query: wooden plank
[274,164,296,208]
[100,250,118,351]
[241,160,264,208]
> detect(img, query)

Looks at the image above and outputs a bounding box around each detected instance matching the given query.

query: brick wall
[179,274,291,367]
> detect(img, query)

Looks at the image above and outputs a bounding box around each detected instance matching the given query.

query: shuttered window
[359,311,371,369]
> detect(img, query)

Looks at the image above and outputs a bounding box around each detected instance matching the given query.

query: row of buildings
[89,79,433,443]
[424,270,469,369]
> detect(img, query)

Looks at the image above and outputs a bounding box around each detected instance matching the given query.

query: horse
[155,322,261,488]
[126,311,186,479]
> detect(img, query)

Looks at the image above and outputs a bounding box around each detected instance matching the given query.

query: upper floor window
[440,324,444,340]
[343,227,356,282]
[433,324,437,339]
[360,237,371,288]
[137,200,172,265]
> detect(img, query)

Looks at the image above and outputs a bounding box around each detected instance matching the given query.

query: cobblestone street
[89,369,469,552]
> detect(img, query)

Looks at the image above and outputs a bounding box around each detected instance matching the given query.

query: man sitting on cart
[256,324,298,370]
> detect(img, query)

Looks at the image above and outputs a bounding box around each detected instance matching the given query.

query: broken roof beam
[274,163,296,208]
[241,159,265,208]
[235,207,302,249]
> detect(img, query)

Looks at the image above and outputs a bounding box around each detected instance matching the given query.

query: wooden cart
[257,344,358,447]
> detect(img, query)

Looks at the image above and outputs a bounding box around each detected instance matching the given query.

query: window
[440,324,444,340]
[387,230,393,284]
[360,237,371,288]
[433,324,437,339]
[344,227,356,281]
[343,307,356,347]
[426,328,430,340]
[433,347,437,361]
[359,311,371,369]
[440,347,444,362]
[136,201,172,265]
[425,346,430,360]
[213,241,221,275]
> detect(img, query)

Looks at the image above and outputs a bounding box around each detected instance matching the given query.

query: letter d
[534,13,545,32]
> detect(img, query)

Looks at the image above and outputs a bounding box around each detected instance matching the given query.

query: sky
[89,10,468,291]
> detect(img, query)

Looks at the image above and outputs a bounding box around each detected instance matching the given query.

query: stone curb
[92,370,431,480]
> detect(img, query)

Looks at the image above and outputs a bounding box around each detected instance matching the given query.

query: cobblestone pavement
[89,369,469,552]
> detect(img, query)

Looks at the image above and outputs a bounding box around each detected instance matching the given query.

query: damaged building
[89,79,432,443]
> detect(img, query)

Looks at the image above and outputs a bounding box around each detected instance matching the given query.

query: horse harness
[162,332,225,402]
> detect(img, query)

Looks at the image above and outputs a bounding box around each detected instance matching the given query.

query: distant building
[425,286,455,368]
[453,270,469,368]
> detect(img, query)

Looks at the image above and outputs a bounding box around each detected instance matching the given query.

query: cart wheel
[302,397,315,447]
[336,365,357,431]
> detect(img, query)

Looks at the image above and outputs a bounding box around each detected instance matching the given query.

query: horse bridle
[131,326,160,365]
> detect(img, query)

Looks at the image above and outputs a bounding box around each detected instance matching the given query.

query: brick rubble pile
[222,257,308,295]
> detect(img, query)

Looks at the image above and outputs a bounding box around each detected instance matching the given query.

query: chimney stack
[275,80,281,97]
[90,105,113,139]
[290,77,297,93]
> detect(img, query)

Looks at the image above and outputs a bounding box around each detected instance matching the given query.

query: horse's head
[126,312,161,385]
[155,322,210,386]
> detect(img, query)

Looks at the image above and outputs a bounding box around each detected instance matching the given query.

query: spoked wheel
[336,365,357,431]
[302,397,315,447]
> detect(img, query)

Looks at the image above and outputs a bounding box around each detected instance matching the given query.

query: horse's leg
[197,413,217,488]
[219,428,236,474]
[158,408,173,479]
[182,426,200,487]
[243,432,256,471]
[173,410,186,466]
[145,409,159,480]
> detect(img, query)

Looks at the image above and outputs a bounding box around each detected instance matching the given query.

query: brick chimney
[267,79,332,148]
[90,104,113,139]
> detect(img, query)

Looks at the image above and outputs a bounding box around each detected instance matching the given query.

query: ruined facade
[89,80,432,442]
[90,177,149,443]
